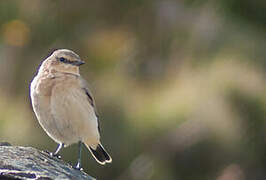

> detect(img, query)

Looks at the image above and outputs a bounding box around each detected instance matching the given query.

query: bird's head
[43,49,85,75]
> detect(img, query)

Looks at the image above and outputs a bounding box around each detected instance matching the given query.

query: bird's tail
[85,142,112,165]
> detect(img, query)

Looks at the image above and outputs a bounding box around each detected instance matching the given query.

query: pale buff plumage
[30,49,111,167]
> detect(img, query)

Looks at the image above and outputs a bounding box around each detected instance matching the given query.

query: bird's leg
[74,141,83,170]
[50,143,64,159]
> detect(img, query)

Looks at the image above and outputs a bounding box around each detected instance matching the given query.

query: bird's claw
[44,150,50,154]
[43,150,61,159]
[49,152,62,159]
[74,163,83,171]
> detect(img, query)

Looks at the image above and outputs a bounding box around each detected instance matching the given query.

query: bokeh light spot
[1,20,30,47]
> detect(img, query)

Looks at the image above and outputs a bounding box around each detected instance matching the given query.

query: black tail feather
[89,144,112,165]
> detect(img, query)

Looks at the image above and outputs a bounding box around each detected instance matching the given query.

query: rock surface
[0,143,95,180]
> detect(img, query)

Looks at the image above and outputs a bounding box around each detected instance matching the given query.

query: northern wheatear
[30,49,112,169]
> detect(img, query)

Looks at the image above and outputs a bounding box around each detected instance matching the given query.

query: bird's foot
[44,150,50,155]
[73,162,83,171]
[48,152,62,159]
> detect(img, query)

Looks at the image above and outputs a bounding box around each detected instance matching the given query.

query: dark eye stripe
[58,57,73,64]
[59,57,67,62]
[57,57,82,66]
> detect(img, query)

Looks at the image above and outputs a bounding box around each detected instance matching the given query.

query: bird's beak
[74,60,85,66]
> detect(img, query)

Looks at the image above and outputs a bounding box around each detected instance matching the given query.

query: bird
[30,49,112,169]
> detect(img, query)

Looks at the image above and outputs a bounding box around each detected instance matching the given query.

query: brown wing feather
[80,77,101,132]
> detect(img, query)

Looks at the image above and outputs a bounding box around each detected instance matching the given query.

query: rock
[0,142,12,146]
[0,144,95,180]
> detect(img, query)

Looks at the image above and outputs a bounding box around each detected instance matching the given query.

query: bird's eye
[59,57,67,62]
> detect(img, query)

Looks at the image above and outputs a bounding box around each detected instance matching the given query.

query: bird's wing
[50,77,100,144]
[80,77,101,132]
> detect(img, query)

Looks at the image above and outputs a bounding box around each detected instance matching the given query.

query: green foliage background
[0,1,265,179]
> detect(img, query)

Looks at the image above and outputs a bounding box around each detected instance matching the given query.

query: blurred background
[0,0,265,179]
